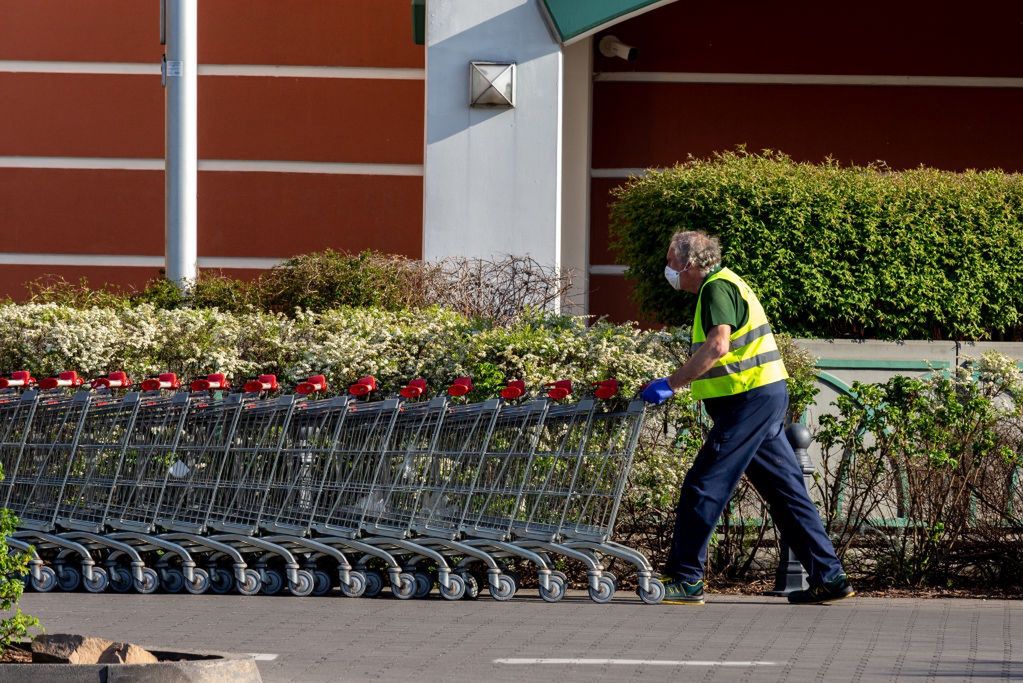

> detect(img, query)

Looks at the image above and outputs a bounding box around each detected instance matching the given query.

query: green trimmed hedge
[610,150,1023,340]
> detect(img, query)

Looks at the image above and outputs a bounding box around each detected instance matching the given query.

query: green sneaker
[787,573,855,605]
[662,577,705,604]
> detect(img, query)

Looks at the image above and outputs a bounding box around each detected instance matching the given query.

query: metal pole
[766,423,814,595]
[163,0,198,289]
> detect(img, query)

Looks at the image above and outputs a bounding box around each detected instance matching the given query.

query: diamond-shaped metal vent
[469,62,516,108]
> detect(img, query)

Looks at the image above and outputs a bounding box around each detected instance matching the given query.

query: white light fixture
[599,35,638,62]
[469,61,516,108]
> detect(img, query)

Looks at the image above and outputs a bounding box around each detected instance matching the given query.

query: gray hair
[669,230,722,269]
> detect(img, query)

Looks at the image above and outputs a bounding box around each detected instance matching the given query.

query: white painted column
[560,38,593,314]
[164,0,198,287]
[423,0,565,282]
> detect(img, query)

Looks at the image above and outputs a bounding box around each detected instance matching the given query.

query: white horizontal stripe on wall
[595,72,1023,88]
[0,60,425,80]
[0,157,423,176]
[589,265,628,275]
[0,157,163,171]
[591,168,653,178]
[198,160,423,176]
[0,254,282,269]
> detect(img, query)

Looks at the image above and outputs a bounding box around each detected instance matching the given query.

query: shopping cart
[414,397,557,600]
[102,389,198,593]
[303,396,424,599]
[259,393,367,597]
[6,388,107,592]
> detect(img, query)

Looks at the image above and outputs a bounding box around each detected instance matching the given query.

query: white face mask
[664,264,682,290]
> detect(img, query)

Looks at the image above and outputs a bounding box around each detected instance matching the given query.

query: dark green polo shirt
[699,265,749,335]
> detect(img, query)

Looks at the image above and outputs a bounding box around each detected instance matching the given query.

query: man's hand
[641,377,674,405]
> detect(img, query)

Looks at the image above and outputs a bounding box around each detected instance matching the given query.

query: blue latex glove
[640,377,674,405]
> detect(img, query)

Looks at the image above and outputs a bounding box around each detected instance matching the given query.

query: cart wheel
[161,568,185,593]
[587,575,615,604]
[457,571,479,600]
[135,568,159,594]
[31,566,57,593]
[392,573,416,600]
[638,577,666,605]
[56,565,81,592]
[412,571,433,599]
[489,573,516,601]
[210,567,234,594]
[236,569,261,596]
[362,571,383,598]
[109,567,133,593]
[439,573,466,601]
[261,569,284,596]
[539,574,566,603]
[312,570,333,596]
[340,571,367,598]
[603,572,618,590]
[288,569,315,597]
[83,567,109,593]
[185,567,210,595]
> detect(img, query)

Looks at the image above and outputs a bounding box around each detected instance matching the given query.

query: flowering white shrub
[0,303,684,396]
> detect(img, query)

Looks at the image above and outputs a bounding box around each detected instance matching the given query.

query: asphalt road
[19,590,1023,682]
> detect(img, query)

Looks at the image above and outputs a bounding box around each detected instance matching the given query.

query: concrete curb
[0,647,262,682]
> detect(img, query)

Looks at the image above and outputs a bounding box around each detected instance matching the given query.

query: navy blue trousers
[664,380,844,585]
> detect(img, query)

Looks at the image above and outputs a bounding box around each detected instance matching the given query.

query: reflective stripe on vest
[690,267,788,400]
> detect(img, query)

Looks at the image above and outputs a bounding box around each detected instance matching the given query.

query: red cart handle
[296,375,328,395]
[40,371,84,390]
[592,379,620,400]
[348,375,377,397]
[92,370,132,389]
[190,373,229,392]
[141,372,180,392]
[500,379,525,400]
[544,379,572,401]
[244,374,279,393]
[447,376,473,397]
[0,370,35,389]
[400,377,428,399]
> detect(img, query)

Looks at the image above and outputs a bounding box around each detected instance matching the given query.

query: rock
[31,634,158,665]
[98,642,158,665]
[32,634,115,664]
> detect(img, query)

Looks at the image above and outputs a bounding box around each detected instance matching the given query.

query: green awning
[539,0,678,44]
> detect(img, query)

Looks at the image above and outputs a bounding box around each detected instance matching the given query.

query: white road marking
[495,658,777,666]
[246,653,279,661]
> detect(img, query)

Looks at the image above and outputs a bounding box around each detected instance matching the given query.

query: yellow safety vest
[690,267,788,400]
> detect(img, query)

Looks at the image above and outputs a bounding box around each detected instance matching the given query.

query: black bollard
[766,423,814,596]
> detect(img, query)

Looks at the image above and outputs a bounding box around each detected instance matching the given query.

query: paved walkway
[19,591,1022,681]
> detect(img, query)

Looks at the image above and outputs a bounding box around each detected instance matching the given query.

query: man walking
[641,230,854,605]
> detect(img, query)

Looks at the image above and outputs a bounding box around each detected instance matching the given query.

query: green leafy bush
[0,466,40,650]
[813,352,1023,588]
[25,251,572,325]
[252,250,414,314]
[610,150,1023,340]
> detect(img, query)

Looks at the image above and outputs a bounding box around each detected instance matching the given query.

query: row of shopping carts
[0,370,665,604]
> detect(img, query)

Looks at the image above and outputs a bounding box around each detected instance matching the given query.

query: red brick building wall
[0,0,424,296]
